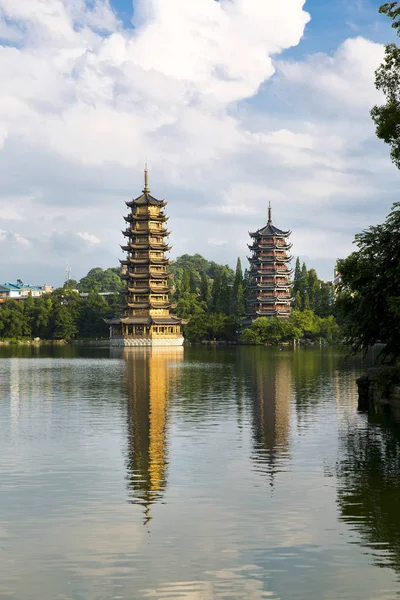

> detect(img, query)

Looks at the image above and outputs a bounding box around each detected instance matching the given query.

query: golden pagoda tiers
[245,203,293,321]
[107,166,183,346]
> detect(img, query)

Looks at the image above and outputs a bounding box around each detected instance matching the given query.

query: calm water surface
[1,346,400,599]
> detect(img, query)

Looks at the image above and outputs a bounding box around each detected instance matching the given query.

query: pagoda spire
[143,162,150,194]
[267,202,272,225]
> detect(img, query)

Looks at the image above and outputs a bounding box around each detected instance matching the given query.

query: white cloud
[278,36,385,111]
[0,229,31,247]
[0,0,396,283]
[77,231,100,244]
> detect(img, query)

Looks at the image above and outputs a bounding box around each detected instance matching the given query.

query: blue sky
[0,0,398,285]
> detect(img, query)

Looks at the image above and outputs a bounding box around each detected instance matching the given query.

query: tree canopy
[371,2,400,168]
[336,202,400,362]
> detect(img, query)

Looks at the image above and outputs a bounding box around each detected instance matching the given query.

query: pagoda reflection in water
[243,349,293,481]
[123,346,184,524]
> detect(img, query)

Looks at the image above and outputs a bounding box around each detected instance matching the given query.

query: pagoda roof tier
[247,297,292,305]
[152,316,182,325]
[124,284,169,294]
[247,255,292,264]
[248,242,293,251]
[109,315,181,326]
[248,283,292,290]
[126,302,150,309]
[150,258,171,265]
[127,301,173,309]
[127,258,150,265]
[249,205,291,239]
[126,272,151,279]
[128,227,170,237]
[256,309,291,316]
[250,224,291,238]
[123,257,170,266]
[125,195,166,208]
[122,227,171,237]
[120,317,152,325]
[276,255,293,263]
[125,173,167,208]
[253,268,294,276]
[121,243,171,252]
[123,287,149,294]
[124,213,168,223]
[150,271,172,279]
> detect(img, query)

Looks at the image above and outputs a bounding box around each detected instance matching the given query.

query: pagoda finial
[268,202,272,225]
[143,162,150,193]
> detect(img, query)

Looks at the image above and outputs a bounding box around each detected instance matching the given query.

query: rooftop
[250,204,291,238]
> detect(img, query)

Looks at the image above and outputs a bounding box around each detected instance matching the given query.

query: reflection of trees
[123,347,183,524]
[172,347,239,421]
[337,412,400,572]
[239,348,293,479]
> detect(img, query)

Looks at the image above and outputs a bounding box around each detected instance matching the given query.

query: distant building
[245,204,293,322]
[0,282,53,302]
[0,283,22,300]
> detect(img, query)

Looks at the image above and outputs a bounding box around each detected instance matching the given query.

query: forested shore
[0,255,340,344]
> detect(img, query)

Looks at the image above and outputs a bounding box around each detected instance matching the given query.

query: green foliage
[78,290,110,338]
[77,267,124,293]
[171,254,246,342]
[370,365,400,397]
[336,202,400,362]
[0,287,115,341]
[371,3,400,168]
[292,258,334,316]
[241,310,341,345]
[184,310,237,342]
[171,254,235,307]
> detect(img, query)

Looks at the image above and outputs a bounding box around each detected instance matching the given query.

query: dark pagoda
[107,166,183,346]
[245,204,293,321]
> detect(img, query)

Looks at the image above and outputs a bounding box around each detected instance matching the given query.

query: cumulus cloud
[77,231,100,245]
[0,0,396,283]
[278,36,384,111]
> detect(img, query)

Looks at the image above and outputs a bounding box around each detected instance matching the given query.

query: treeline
[67,267,124,293]
[0,255,340,344]
[241,311,340,345]
[0,288,117,340]
[170,254,339,344]
[292,258,334,316]
[170,254,245,341]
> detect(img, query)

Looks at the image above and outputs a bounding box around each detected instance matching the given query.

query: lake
[1,345,400,599]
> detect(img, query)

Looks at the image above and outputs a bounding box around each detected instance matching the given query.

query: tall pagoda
[245,204,293,321]
[107,166,183,346]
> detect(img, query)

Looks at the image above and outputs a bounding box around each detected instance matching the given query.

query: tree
[189,270,198,294]
[218,272,230,315]
[232,258,245,316]
[293,257,302,296]
[53,305,78,340]
[199,272,210,304]
[336,202,400,361]
[307,269,319,309]
[77,267,123,293]
[78,290,109,338]
[180,270,190,296]
[210,268,222,313]
[300,262,308,308]
[371,2,400,168]
[33,295,53,338]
